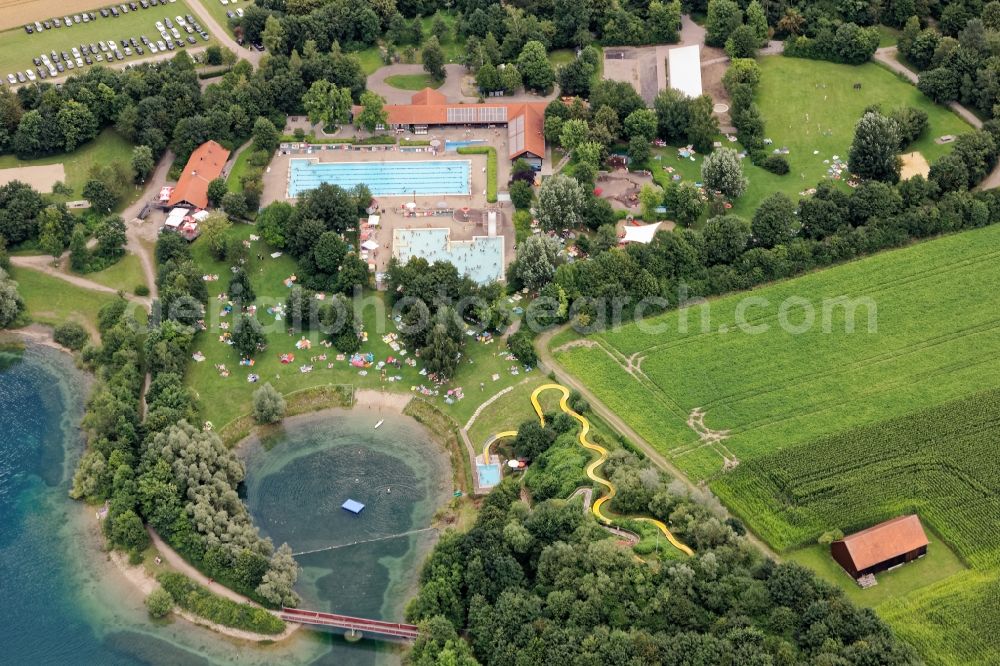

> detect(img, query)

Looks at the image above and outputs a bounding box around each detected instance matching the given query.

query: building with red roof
[167,140,231,210]
[831,515,929,579]
[356,89,548,169]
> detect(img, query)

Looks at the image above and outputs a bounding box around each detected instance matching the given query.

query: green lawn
[384,73,442,90]
[226,142,252,193]
[193,0,241,39]
[355,11,464,76]
[0,0,210,75]
[183,224,537,430]
[877,25,901,47]
[84,252,146,293]
[0,129,136,207]
[11,265,121,335]
[788,538,966,608]
[715,57,974,217]
[555,223,1000,482]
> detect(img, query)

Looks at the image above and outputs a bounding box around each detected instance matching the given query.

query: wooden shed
[831,515,929,579]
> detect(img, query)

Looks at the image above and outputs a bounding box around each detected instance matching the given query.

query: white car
[76,57,84,67]
[48,67,57,77]
[171,27,180,39]
[71,47,80,58]
[64,16,72,26]
[221,0,228,5]
[175,15,185,25]
[148,42,158,53]
[6,74,15,84]
[236,7,244,16]
[26,70,36,81]
[155,20,164,31]
[157,39,166,50]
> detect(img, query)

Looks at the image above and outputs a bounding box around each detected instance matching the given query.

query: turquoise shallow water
[242,408,452,665]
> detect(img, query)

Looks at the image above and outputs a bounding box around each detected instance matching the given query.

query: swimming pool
[288,159,471,197]
[393,228,505,285]
[445,139,486,151]
[476,463,502,488]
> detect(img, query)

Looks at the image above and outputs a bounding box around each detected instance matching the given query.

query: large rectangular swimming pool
[288,158,471,197]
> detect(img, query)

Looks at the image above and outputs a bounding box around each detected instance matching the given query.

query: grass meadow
[11,265,121,335]
[384,73,441,90]
[84,251,146,293]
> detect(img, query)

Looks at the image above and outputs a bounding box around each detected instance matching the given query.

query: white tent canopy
[622,222,662,244]
[368,214,380,226]
[361,239,380,250]
[667,45,703,98]
[165,207,189,229]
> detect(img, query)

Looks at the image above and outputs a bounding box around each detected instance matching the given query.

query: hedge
[457,146,498,202]
[157,572,285,635]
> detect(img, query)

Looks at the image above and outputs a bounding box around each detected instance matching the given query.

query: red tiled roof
[834,515,929,571]
[508,102,545,160]
[411,87,447,105]
[168,140,231,209]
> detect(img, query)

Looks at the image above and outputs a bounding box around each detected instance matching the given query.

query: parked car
[76,57,84,67]
[155,20,164,31]
[7,74,16,84]
[199,31,209,41]
[170,27,180,39]
[130,2,138,10]
[62,51,70,61]
[156,39,166,50]
[66,60,75,70]
[95,53,104,61]
[34,21,44,31]
[53,17,62,27]
[56,62,65,72]
[42,21,52,29]
[186,35,196,44]
[226,10,234,18]
[25,70,36,81]
[73,14,81,23]
[140,0,149,7]
[82,13,90,22]
[38,69,47,80]
[119,3,129,13]
[85,55,93,65]
[236,7,244,16]
[165,17,173,28]
[135,45,144,55]
[148,42,157,53]
[110,6,119,16]
[24,24,33,34]
[149,0,158,6]
[32,57,41,66]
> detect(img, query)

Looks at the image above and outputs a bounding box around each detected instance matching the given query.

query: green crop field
[0,0,212,76]
[555,223,1000,481]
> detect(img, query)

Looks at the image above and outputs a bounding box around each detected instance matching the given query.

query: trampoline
[288,159,471,197]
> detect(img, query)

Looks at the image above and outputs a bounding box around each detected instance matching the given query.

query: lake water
[0,343,449,665]
[242,408,453,665]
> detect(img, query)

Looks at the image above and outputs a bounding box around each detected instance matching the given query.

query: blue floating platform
[342,499,365,514]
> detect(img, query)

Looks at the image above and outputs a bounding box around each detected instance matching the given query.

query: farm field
[0,0,210,77]
[0,129,137,209]
[554,223,1000,482]
[183,224,533,430]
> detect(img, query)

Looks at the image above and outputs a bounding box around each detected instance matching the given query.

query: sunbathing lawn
[385,73,442,90]
[0,129,137,210]
[0,0,211,76]
[184,224,535,430]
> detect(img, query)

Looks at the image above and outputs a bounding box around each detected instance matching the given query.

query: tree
[686,95,720,153]
[229,268,256,305]
[145,588,174,619]
[319,294,361,352]
[0,268,24,329]
[557,57,595,97]
[262,14,285,53]
[746,0,769,44]
[499,63,523,95]
[53,322,89,350]
[232,313,266,358]
[252,117,279,152]
[253,383,287,424]
[701,148,748,199]
[639,184,662,222]
[664,181,704,226]
[628,135,651,166]
[130,145,155,184]
[421,307,463,380]
[356,91,388,132]
[222,191,249,219]
[422,36,446,82]
[752,192,797,248]
[559,119,589,152]
[56,101,99,152]
[725,25,760,58]
[705,0,743,47]
[477,62,501,93]
[257,201,294,248]
[536,174,585,231]
[649,0,682,43]
[848,111,901,183]
[517,41,555,93]
[654,88,690,143]
[509,180,534,209]
[83,179,117,214]
[199,213,232,260]
[703,215,751,265]
[69,225,89,272]
[256,543,301,607]
[95,217,127,260]
[507,330,537,367]
[624,109,657,141]
[513,234,559,290]
[37,207,67,258]
[207,178,228,208]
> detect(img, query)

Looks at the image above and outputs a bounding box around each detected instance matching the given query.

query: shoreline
[4,323,75,355]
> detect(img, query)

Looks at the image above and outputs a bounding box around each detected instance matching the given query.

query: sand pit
[0,164,65,192]
[900,151,930,180]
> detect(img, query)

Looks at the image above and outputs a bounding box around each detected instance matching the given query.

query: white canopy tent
[622,222,662,244]
[667,45,703,98]
[165,207,189,229]
[368,214,380,226]
[361,239,380,251]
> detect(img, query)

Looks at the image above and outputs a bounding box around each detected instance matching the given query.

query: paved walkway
[188,0,263,67]
[534,325,781,560]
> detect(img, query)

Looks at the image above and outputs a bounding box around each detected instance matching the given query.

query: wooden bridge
[279,607,420,641]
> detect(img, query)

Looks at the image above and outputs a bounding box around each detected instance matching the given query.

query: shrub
[457,146,497,202]
[253,383,287,424]
[762,154,790,175]
[507,330,537,367]
[145,588,174,619]
[53,322,89,350]
[157,572,285,634]
[135,284,150,297]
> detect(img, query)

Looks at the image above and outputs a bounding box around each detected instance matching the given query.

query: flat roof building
[667,45,703,98]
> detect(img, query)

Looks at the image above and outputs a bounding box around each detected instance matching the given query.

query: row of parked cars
[8,13,210,85]
[23,0,180,34]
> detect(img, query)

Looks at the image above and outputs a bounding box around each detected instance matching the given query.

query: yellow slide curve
[483,383,693,557]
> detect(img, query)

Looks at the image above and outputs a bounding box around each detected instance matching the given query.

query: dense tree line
[406,454,919,665]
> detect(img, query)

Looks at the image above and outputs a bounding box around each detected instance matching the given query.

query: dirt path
[187,0,263,67]
[121,149,177,302]
[147,527,255,605]
[10,254,152,307]
[535,325,781,560]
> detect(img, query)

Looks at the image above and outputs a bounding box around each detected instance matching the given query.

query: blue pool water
[476,463,502,488]
[393,228,504,285]
[289,159,470,197]
[445,140,486,151]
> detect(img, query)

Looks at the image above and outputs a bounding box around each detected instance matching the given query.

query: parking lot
[0,0,212,84]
